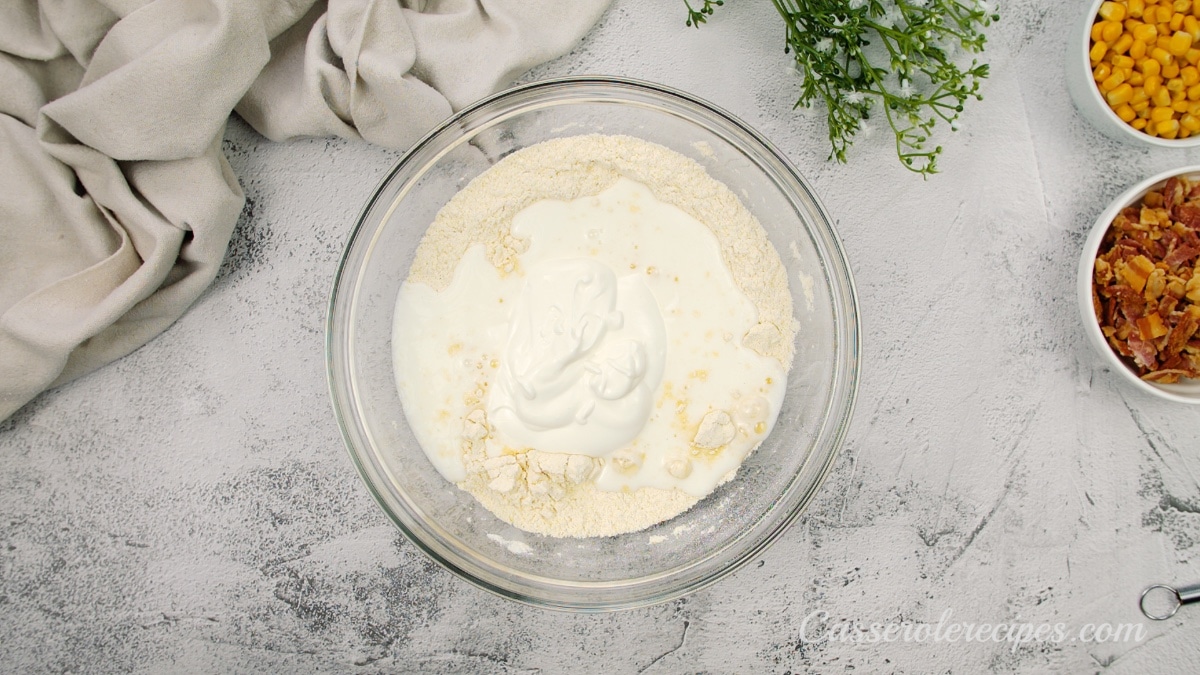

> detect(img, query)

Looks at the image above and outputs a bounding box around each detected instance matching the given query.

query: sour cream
[488,257,667,456]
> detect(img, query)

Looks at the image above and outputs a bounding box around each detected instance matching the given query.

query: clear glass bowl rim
[327,76,862,611]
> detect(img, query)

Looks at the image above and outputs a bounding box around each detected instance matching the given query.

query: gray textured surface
[4,0,1200,672]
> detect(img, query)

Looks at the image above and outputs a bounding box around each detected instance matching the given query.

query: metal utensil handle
[1141,582,1200,620]
[1178,582,1200,605]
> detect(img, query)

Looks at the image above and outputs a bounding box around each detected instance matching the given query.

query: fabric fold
[1,0,612,421]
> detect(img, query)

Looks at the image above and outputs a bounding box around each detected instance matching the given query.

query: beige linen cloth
[0,0,611,421]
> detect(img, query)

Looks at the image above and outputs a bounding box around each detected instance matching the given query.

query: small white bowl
[1066,0,1200,148]
[1079,165,1200,403]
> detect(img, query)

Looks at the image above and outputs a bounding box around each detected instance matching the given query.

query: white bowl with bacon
[1079,166,1200,403]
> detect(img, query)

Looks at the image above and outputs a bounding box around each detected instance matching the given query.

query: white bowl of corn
[1068,0,1200,146]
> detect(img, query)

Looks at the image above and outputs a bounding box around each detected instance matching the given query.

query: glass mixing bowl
[327,77,860,611]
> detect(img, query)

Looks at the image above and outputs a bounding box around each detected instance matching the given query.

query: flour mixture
[392,135,796,537]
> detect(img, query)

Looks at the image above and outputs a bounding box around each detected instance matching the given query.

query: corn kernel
[1182,112,1200,129]
[1148,121,1160,135]
[1158,34,1173,50]
[1158,118,1181,136]
[1169,76,1187,91]
[1106,20,1127,42]
[1094,62,1113,82]
[1092,41,1110,62]
[1171,30,1195,54]
[1186,14,1200,35]
[1177,0,1192,11]
[1189,100,1200,114]
[1173,12,1187,31]
[1134,99,1153,112]
[1153,46,1175,64]
[1134,117,1150,129]
[1152,105,1177,121]
[1174,98,1192,110]
[1159,6,1175,23]
[1135,22,1160,41]
[1132,0,1147,16]
[1180,127,1192,137]
[1114,33,1135,54]
[1165,61,1182,76]
[1144,57,1163,76]
[1155,85,1174,104]
[1146,74,1165,94]
[1113,54,1136,68]
[1185,65,1200,83]
[1102,72,1124,91]
[1132,38,1150,58]
[1101,1,1128,21]
[1131,71,1146,85]
[1194,0,1200,15]
[1108,82,1136,105]
[1117,103,1139,121]
[1187,47,1200,63]
[1189,82,1200,98]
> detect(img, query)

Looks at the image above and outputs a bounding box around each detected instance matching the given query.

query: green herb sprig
[684,0,725,26]
[686,0,999,176]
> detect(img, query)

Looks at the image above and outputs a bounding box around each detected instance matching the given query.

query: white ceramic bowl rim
[1078,164,1200,403]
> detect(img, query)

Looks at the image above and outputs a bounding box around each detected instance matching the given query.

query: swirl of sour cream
[487,257,666,456]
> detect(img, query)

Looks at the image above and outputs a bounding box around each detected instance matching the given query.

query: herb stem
[693,0,996,175]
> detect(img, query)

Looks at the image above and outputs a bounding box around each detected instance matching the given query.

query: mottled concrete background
[4,0,1200,672]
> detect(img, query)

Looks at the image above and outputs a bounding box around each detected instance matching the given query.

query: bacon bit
[1161,354,1187,370]
[1143,369,1192,383]
[1162,229,1182,250]
[1093,175,1200,382]
[1109,335,1134,357]
[1108,284,1146,322]
[1176,203,1200,230]
[1164,244,1199,269]
[1116,237,1154,259]
[1137,313,1169,340]
[1159,295,1179,317]
[1165,307,1200,357]
[1127,334,1159,369]
[1164,177,1185,213]
[1119,255,1155,291]
[1180,228,1200,249]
